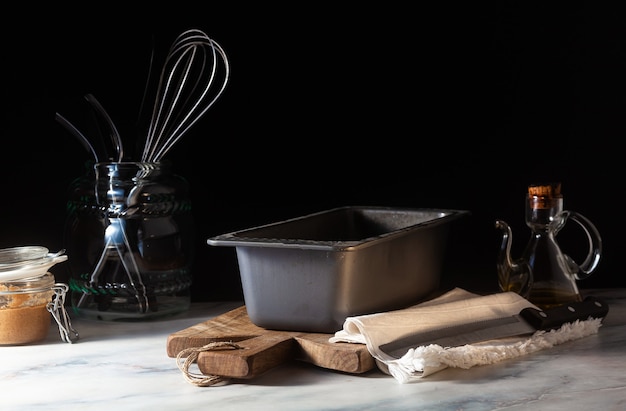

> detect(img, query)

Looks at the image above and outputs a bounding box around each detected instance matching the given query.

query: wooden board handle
[295,334,375,374]
[197,333,297,379]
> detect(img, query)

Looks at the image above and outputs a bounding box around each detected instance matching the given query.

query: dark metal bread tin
[207,206,469,333]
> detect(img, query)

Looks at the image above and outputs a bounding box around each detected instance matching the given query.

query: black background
[2,4,623,301]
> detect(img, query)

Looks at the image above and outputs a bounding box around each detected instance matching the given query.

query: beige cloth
[330,288,603,383]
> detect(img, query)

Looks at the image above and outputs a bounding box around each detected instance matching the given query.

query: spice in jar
[0,273,55,345]
[0,246,78,345]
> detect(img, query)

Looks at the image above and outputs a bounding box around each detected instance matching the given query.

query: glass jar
[64,161,195,321]
[0,246,77,345]
[0,272,78,345]
[0,273,55,344]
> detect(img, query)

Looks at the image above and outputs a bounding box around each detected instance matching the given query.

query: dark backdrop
[2,4,623,301]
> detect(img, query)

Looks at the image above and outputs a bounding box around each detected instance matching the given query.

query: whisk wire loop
[142,29,230,162]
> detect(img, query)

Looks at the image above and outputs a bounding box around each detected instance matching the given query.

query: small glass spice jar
[0,246,78,345]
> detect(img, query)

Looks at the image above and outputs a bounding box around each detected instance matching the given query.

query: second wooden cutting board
[167,305,375,379]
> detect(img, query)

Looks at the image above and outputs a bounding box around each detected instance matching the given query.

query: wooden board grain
[167,306,375,379]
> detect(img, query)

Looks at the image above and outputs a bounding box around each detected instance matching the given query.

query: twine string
[176,341,243,387]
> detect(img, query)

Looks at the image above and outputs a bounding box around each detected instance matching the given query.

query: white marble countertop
[2,288,625,411]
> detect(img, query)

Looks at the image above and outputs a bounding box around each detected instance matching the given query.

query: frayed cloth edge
[384,317,603,383]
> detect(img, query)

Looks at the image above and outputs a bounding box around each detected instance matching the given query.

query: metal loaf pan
[207,206,469,333]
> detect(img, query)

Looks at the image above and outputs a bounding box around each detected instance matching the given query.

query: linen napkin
[329,288,603,383]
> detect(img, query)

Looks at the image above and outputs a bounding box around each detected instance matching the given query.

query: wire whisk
[141,29,230,162]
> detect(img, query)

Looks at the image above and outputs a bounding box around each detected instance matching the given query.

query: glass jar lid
[0,246,68,282]
[0,246,49,265]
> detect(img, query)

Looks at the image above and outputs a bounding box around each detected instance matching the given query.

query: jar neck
[525,183,564,228]
[94,161,171,181]
[0,272,55,294]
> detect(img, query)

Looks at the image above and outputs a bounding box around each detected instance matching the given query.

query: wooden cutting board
[166,305,375,379]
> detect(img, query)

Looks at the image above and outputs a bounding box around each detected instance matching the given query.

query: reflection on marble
[2,289,625,411]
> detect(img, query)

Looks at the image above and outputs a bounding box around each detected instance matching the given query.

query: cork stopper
[528,182,562,210]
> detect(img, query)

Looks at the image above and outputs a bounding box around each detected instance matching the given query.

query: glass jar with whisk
[64,160,195,321]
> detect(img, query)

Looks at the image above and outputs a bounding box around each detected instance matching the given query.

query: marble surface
[2,288,625,411]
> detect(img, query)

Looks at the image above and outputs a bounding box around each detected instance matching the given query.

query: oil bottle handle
[558,210,602,280]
